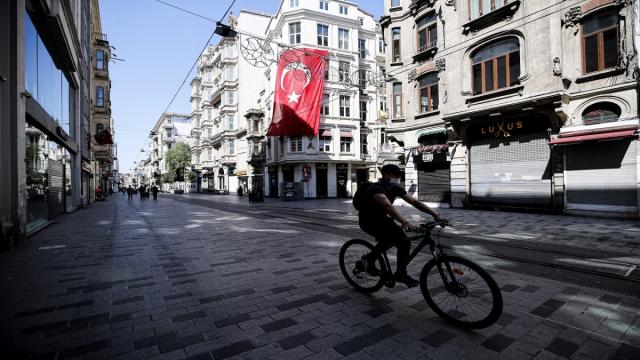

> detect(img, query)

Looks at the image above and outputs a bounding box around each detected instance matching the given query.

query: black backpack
[353,182,373,211]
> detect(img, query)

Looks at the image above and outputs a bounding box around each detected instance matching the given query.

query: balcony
[221,154,237,165]
[162,137,175,143]
[162,122,174,129]
[93,32,108,44]
[413,41,437,61]
[463,0,521,33]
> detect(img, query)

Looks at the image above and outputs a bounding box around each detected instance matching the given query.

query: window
[378,38,385,53]
[338,61,350,82]
[96,50,105,70]
[226,65,236,81]
[471,37,520,95]
[418,73,439,113]
[582,9,619,74]
[290,136,303,152]
[227,114,235,130]
[339,5,348,15]
[321,94,330,115]
[319,1,329,10]
[582,102,621,125]
[320,136,332,152]
[207,108,212,120]
[359,39,366,59]
[340,136,352,153]
[359,69,367,89]
[391,0,400,7]
[228,140,235,155]
[289,22,301,45]
[392,28,401,62]
[207,127,213,139]
[359,17,364,26]
[392,83,402,118]
[225,43,236,58]
[340,95,351,117]
[417,12,437,52]
[361,134,368,154]
[317,24,329,46]
[360,100,367,121]
[338,28,349,50]
[226,90,236,105]
[96,86,104,107]
[290,0,299,7]
[379,96,387,111]
[470,0,512,20]
[207,148,212,161]
[96,123,104,135]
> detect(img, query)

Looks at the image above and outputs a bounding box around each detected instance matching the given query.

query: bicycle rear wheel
[339,239,385,293]
[420,256,502,329]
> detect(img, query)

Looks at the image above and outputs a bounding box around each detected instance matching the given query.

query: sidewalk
[179,193,640,256]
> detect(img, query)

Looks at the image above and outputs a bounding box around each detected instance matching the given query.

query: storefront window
[25,11,73,136]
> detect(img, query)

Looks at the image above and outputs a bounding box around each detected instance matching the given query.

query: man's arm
[401,193,443,220]
[373,193,411,226]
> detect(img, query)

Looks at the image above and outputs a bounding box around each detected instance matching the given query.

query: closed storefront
[414,130,450,204]
[468,116,552,208]
[562,138,638,213]
[336,163,348,198]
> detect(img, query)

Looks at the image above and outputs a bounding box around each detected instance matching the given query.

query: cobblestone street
[1,195,639,359]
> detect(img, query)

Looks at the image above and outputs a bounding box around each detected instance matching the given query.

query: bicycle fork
[434,255,466,296]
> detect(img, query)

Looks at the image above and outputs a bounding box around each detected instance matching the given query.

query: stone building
[189,10,272,195]
[260,0,387,199]
[1,0,99,247]
[381,0,638,218]
[147,112,192,190]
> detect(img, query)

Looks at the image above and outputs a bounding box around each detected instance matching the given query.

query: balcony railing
[94,33,108,42]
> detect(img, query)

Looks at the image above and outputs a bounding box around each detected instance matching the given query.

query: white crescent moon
[280,62,312,92]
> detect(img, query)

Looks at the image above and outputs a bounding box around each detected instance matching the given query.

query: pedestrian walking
[127,186,133,200]
[151,185,158,200]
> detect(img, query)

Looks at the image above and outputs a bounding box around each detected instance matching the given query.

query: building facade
[381,0,639,218]
[189,10,273,195]
[89,0,116,196]
[260,0,387,199]
[147,112,192,190]
[1,0,102,248]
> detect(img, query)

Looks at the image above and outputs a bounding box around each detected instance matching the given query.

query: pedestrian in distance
[151,185,158,200]
[127,186,133,201]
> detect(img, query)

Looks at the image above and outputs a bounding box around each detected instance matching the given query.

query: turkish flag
[267,48,328,137]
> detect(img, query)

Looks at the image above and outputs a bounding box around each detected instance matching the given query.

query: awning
[320,129,332,137]
[416,127,447,139]
[340,131,353,138]
[549,129,638,145]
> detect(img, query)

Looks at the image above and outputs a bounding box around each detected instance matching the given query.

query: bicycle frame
[379,225,459,289]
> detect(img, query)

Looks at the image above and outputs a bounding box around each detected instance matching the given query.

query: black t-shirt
[358,180,407,226]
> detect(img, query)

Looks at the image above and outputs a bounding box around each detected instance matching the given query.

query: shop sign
[422,153,434,162]
[469,116,550,140]
[480,120,523,138]
[302,165,312,180]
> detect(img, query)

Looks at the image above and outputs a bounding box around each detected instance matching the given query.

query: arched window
[96,123,104,135]
[582,9,619,74]
[471,37,520,95]
[582,102,621,125]
[417,73,438,113]
[96,86,104,107]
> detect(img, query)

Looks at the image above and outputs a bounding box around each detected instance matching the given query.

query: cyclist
[358,164,446,287]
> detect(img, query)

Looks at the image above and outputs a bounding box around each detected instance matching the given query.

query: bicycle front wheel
[339,239,385,293]
[420,256,502,329]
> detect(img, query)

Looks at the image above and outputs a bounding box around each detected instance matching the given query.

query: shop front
[336,163,349,198]
[413,129,451,204]
[467,115,553,208]
[268,166,278,197]
[316,163,328,198]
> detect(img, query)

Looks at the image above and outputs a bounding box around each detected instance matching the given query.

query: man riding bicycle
[358,164,446,287]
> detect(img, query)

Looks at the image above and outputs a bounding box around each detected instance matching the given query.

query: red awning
[340,130,353,137]
[549,129,638,145]
[320,129,332,137]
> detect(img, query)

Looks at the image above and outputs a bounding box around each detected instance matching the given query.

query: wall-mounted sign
[468,115,550,140]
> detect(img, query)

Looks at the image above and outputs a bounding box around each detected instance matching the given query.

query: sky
[101,0,384,174]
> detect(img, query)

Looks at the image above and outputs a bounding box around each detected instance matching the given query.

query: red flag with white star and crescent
[267,48,328,137]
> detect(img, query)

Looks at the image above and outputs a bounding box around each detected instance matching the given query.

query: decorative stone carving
[614,0,633,7]
[552,57,562,76]
[443,90,448,104]
[408,69,417,81]
[436,59,446,72]
[563,7,582,29]
[445,0,456,10]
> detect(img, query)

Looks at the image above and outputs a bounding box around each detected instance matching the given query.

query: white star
[287,91,301,104]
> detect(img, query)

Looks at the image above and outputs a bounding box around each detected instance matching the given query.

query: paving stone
[421,328,456,348]
[260,318,297,333]
[481,333,516,353]
[277,330,316,350]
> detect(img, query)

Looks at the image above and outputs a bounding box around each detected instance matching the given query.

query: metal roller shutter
[470,133,552,207]
[565,139,637,211]
[418,164,451,203]
[47,160,65,219]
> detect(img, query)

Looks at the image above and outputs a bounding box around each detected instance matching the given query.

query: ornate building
[381,0,639,218]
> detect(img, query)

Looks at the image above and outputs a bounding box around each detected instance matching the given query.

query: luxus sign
[469,116,550,140]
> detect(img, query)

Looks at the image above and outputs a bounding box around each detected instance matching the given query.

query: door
[470,133,552,207]
[282,165,294,182]
[48,159,65,220]
[336,163,348,198]
[417,162,450,203]
[316,163,328,198]
[565,139,637,211]
[268,166,278,197]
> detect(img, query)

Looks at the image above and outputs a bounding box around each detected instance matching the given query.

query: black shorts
[359,217,407,243]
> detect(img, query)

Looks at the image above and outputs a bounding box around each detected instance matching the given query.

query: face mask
[390,177,401,185]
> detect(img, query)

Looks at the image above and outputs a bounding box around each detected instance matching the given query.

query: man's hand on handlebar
[401,221,420,232]
[433,215,448,225]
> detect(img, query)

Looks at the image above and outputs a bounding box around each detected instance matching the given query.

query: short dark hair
[381,164,402,176]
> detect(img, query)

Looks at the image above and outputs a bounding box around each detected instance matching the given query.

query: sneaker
[396,273,419,288]
[361,257,381,276]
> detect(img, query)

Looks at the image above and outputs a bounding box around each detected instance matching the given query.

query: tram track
[170,195,640,297]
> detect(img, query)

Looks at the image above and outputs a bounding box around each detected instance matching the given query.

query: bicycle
[339,221,503,329]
